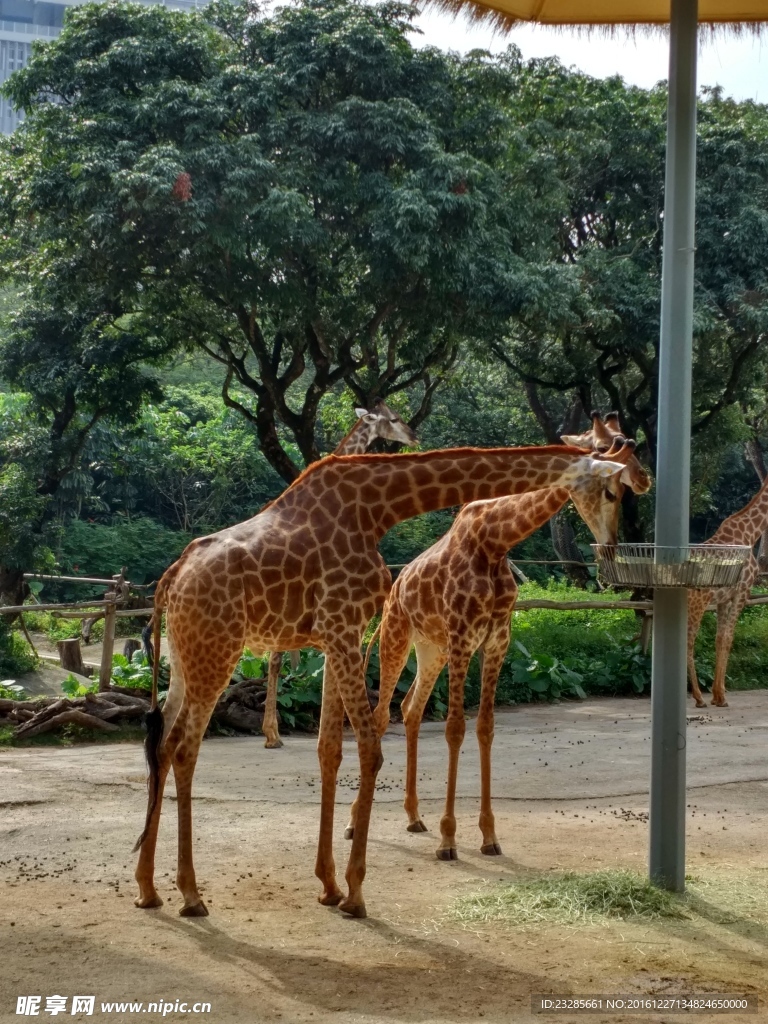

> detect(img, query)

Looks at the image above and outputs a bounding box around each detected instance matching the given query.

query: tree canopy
[1,0,557,482]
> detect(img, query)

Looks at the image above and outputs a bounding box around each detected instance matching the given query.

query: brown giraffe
[687,475,768,707]
[134,443,628,920]
[349,433,651,859]
[262,399,417,748]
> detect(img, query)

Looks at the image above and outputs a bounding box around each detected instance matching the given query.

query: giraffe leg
[711,596,744,707]
[134,642,185,909]
[687,590,710,708]
[173,694,221,916]
[315,670,345,908]
[346,606,412,840]
[476,638,508,856]
[437,650,472,861]
[329,641,382,919]
[262,650,284,748]
[402,641,446,834]
[372,601,412,738]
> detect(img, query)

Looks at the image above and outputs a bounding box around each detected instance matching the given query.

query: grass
[454,870,687,926]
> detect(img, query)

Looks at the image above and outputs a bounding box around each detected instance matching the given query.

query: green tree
[0,300,176,600]
[1,0,556,483]
[489,58,768,471]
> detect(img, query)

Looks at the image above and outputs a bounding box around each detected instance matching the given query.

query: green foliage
[0,618,36,677]
[512,581,639,660]
[0,679,27,700]
[60,672,96,697]
[508,641,587,701]
[231,648,324,730]
[58,517,191,589]
[111,650,160,690]
[273,651,325,730]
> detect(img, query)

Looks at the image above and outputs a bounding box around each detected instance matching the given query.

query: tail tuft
[132,706,165,852]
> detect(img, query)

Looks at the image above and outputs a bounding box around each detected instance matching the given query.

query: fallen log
[15,709,120,739]
[103,690,149,707]
[110,704,148,720]
[109,684,151,700]
[214,703,264,734]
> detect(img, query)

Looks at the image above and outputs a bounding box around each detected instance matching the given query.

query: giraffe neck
[334,422,373,456]
[276,447,596,541]
[457,488,570,559]
[710,473,768,546]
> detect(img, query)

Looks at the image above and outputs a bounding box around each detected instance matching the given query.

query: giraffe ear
[561,433,590,449]
[354,408,369,419]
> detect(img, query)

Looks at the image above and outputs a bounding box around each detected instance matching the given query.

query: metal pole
[649,0,698,892]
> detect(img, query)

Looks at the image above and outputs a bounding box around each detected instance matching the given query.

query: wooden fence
[3,563,768,686]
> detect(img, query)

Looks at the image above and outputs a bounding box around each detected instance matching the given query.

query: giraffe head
[561,411,651,495]
[567,437,639,545]
[354,399,418,447]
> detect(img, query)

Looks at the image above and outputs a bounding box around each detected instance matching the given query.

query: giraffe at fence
[350,427,651,859]
[262,399,417,748]
[134,442,628,920]
[687,474,768,707]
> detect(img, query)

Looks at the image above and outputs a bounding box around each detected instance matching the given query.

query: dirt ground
[3,693,768,1024]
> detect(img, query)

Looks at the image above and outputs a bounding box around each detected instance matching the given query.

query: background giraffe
[687,475,768,706]
[262,399,417,748]
[351,435,650,860]
[134,443,627,920]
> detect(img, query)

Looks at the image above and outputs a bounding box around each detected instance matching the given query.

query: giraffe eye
[604,488,618,502]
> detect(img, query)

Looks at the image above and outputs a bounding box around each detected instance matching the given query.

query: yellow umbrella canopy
[431,0,768,25]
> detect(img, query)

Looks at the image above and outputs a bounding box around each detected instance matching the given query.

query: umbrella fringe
[417,1,768,39]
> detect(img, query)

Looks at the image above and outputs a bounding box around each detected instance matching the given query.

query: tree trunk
[0,566,27,609]
[550,514,591,588]
[123,638,141,661]
[57,638,87,677]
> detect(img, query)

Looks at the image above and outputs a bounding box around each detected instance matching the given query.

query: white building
[0,0,203,133]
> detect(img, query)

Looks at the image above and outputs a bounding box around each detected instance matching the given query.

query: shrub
[0,619,36,677]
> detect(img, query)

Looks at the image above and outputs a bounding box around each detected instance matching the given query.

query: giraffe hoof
[264,738,284,749]
[318,889,344,907]
[436,847,458,861]
[407,820,428,833]
[481,842,503,856]
[339,898,367,918]
[344,826,355,840]
[695,701,707,709]
[179,901,209,917]
[134,893,163,909]
[711,699,729,708]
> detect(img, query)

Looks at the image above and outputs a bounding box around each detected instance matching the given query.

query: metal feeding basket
[591,544,752,589]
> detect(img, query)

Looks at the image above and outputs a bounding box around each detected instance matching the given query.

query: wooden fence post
[98,571,126,692]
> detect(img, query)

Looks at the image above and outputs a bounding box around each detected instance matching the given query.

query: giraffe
[348,435,651,859]
[687,474,768,707]
[262,399,418,748]
[134,443,628,920]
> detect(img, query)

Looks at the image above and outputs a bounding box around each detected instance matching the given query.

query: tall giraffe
[262,399,417,748]
[687,475,768,707]
[134,444,627,920]
[350,436,651,859]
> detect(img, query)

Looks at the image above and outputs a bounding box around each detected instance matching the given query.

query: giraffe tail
[363,622,382,678]
[133,576,169,852]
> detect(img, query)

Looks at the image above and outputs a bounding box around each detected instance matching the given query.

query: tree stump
[123,638,141,661]
[57,638,87,677]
